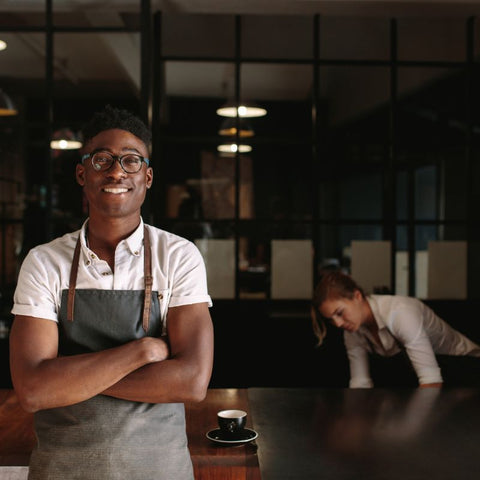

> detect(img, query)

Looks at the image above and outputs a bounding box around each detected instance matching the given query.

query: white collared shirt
[344,295,480,388]
[12,219,212,330]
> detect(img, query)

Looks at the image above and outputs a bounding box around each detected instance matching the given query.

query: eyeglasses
[81,151,150,174]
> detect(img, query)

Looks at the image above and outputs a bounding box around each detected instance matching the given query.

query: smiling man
[9,105,214,480]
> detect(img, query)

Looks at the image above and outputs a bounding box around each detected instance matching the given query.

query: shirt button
[90,253,96,259]
[134,250,139,255]
[102,272,110,276]
[86,260,91,266]
[159,293,163,300]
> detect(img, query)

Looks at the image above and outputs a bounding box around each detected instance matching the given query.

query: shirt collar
[366,295,386,330]
[124,219,144,256]
[79,218,145,259]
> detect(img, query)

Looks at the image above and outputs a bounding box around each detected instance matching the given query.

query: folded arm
[9,302,213,412]
[102,302,214,404]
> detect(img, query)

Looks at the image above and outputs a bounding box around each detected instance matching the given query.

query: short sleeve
[168,241,212,308]
[11,249,59,322]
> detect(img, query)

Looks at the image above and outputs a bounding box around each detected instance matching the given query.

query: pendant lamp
[50,128,83,150]
[0,88,18,116]
[216,100,267,118]
[218,117,255,138]
[217,143,252,154]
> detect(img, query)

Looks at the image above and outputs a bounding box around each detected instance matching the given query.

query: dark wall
[209,299,480,389]
[2,299,480,390]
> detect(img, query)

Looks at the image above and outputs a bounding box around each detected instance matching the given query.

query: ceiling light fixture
[0,88,18,116]
[216,101,267,118]
[0,40,6,51]
[50,128,83,150]
[218,117,255,138]
[217,143,252,154]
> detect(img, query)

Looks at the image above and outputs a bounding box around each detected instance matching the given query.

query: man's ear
[76,163,85,186]
[146,167,153,189]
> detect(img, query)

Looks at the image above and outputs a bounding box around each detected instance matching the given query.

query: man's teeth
[103,187,128,194]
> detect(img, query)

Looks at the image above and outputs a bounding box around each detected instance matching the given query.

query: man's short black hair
[81,105,152,148]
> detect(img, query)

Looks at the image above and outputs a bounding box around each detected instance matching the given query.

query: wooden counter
[249,387,480,480]
[0,389,260,480]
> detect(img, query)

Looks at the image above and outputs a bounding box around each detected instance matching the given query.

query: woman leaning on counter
[311,271,480,388]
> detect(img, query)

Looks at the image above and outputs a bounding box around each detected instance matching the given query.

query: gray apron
[28,228,194,480]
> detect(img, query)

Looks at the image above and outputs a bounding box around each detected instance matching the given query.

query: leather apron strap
[66,238,81,322]
[142,226,153,332]
[67,225,153,332]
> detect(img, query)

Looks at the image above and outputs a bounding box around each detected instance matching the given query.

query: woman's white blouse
[344,295,480,388]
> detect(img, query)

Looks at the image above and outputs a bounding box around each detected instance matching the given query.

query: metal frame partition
[0,6,478,300]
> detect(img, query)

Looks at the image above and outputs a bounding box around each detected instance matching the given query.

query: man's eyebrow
[91,146,142,154]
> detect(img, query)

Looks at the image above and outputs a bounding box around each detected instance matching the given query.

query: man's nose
[106,158,126,177]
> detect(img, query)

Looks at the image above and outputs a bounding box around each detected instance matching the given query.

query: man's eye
[123,155,141,165]
[94,154,112,163]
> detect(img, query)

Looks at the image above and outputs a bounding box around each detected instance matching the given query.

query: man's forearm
[13,337,167,413]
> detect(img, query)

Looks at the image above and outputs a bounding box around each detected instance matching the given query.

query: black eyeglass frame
[81,151,150,174]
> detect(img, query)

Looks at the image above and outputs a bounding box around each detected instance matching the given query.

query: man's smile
[102,187,130,194]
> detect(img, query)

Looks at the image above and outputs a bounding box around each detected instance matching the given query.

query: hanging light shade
[218,117,255,138]
[217,143,252,154]
[216,100,267,118]
[0,88,18,116]
[50,128,83,150]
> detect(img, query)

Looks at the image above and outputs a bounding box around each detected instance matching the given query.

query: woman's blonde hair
[311,270,364,346]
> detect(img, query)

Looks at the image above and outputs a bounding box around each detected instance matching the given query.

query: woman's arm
[388,306,443,387]
[344,333,374,388]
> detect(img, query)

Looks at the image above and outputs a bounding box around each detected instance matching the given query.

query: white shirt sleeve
[12,248,60,321]
[387,304,443,385]
[344,332,374,388]
[168,240,212,308]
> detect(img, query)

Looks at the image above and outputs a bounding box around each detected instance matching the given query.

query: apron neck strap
[67,226,153,333]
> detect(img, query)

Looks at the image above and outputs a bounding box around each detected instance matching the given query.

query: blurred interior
[2,0,480,389]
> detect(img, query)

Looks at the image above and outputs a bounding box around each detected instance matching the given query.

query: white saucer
[206,427,258,445]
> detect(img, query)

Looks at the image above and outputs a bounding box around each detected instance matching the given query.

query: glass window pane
[396,170,408,221]
[0,33,45,81]
[398,17,467,62]
[166,61,233,108]
[474,18,480,60]
[319,65,390,128]
[319,16,390,60]
[54,33,140,96]
[395,227,409,295]
[0,11,45,27]
[398,67,467,224]
[318,65,389,221]
[239,63,312,137]
[316,224,383,274]
[415,165,437,220]
[253,143,312,221]
[162,14,235,58]
[53,2,141,26]
[0,118,24,289]
[242,15,313,59]
[339,172,383,220]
